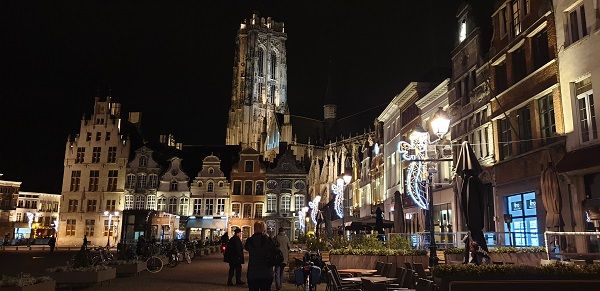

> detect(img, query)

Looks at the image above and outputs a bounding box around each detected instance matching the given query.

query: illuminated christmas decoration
[397,130,429,209]
[331,178,345,218]
[309,196,321,225]
[26,212,35,230]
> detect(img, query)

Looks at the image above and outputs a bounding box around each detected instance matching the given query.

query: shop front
[186,216,228,243]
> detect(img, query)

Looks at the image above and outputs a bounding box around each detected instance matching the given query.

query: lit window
[294,195,305,211]
[267,194,277,213]
[254,203,263,218]
[179,197,189,215]
[157,197,166,211]
[124,195,133,210]
[459,19,467,42]
[576,78,597,142]
[217,198,226,214]
[205,199,214,216]
[147,195,156,210]
[135,195,145,209]
[281,195,291,213]
[512,0,521,36]
[168,197,178,214]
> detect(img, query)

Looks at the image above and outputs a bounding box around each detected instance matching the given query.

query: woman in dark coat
[226,228,245,286]
[245,221,276,291]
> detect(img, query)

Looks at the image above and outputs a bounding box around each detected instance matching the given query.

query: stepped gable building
[226,13,292,157]
[228,147,267,239]
[58,96,135,247]
[188,154,231,241]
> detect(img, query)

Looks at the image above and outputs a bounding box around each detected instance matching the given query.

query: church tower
[226,14,289,153]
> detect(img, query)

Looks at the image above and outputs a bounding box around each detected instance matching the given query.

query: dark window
[270,84,275,103]
[255,181,264,195]
[245,160,254,172]
[107,147,117,163]
[105,132,111,141]
[495,62,508,93]
[86,199,97,212]
[538,94,556,142]
[517,106,532,153]
[70,171,81,191]
[569,5,588,44]
[532,30,549,70]
[92,147,101,163]
[270,52,277,78]
[233,181,242,195]
[512,47,527,82]
[86,132,92,141]
[499,118,512,160]
[244,180,253,195]
[76,147,85,163]
[96,132,101,141]
[89,170,99,191]
[107,170,118,192]
[258,49,264,77]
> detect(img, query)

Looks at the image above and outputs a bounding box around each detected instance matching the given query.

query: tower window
[270,84,275,103]
[270,52,277,79]
[459,19,467,42]
[170,180,178,191]
[139,156,148,167]
[258,49,264,77]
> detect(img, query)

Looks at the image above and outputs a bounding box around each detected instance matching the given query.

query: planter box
[114,261,146,276]
[0,280,55,291]
[329,254,429,270]
[444,253,464,264]
[444,252,545,266]
[48,268,116,286]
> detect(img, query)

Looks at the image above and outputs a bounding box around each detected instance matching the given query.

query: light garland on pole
[397,131,430,209]
[298,206,309,232]
[331,178,345,218]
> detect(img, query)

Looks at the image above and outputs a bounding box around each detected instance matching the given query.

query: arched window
[148,174,158,189]
[157,197,166,211]
[255,181,264,195]
[126,174,136,189]
[280,195,291,213]
[135,195,145,209]
[198,181,203,187]
[270,51,277,79]
[179,197,189,215]
[137,174,147,189]
[170,180,178,191]
[267,194,277,213]
[207,182,214,192]
[258,48,264,77]
[139,156,148,167]
[168,197,178,214]
[218,181,224,188]
[208,167,214,174]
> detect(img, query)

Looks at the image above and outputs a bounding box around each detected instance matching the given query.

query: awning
[186,217,228,229]
[556,144,600,173]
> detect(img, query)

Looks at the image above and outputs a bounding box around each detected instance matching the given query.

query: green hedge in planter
[330,248,427,256]
[432,264,600,280]
[0,275,53,288]
[443,246,546,255]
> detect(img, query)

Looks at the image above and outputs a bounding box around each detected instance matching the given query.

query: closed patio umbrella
[455,141,488,262]
[540,153,564,231]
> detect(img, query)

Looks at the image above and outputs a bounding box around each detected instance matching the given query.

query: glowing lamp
[343,174,352,185]
[431,107,450,138]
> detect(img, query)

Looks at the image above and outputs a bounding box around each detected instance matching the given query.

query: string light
[331,178,344,218]
[309,196,321,225]
[398,132,430,209]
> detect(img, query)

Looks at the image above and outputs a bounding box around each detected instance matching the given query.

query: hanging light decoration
[397,128,429,209]
[298,206,309,232]
[309,196,321,225]
[332,178,345,218]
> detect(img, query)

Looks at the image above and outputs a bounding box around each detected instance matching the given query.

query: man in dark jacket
[245,221,276,291]
[226,228,245,286]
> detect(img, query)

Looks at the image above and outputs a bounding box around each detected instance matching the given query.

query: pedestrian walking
[220,232,229,254]
[48,235,56,252]
[225,228,245,286]
[81,234,89,251]
[245,221,276,291]
[274,228,290,291]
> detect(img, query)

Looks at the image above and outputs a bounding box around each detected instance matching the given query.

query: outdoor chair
[326,270,362,291]
[415,278,435,291]
[402,267,416,289]
[381,263,394,277]
[328,264,361,288]
[374,261,385,275]
[329,264,354,278]
[361,279,409,291]
[412,263,429,279]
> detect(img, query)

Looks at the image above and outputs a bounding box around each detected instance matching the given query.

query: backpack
[264,236,284,267]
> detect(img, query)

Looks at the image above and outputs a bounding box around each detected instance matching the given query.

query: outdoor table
[338,269,378,276]
[342,276,397,283]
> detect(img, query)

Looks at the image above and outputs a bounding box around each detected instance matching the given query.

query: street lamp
[103,211,119,247]
[399,107,450,268]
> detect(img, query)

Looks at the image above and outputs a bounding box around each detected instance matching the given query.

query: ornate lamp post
[103,211,119,247]
[398,107,451,267]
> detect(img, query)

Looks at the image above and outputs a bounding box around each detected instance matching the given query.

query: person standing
[48,235,56,253]
[226,228,245,286]
[245,221,276,291]
[274,228,290,291]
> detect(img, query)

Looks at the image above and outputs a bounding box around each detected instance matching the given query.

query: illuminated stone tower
[226,14,289,153]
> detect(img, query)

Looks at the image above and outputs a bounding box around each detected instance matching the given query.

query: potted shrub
[0,274,55,291]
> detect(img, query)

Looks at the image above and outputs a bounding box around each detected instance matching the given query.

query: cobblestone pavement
[86,253,308,291]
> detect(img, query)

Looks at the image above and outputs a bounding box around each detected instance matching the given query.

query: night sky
[2,0,484,193]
